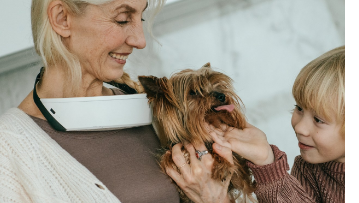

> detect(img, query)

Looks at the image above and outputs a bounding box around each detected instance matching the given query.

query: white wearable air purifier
[33,68,152,131]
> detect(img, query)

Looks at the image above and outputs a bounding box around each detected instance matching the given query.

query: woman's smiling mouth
[109,52,129,64]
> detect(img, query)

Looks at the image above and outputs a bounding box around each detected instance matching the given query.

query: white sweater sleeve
[0,108,122,203]
[0,132,32,203]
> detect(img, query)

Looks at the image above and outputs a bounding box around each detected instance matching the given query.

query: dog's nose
[214,92,226,102]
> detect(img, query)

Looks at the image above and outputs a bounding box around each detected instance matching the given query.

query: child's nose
[294,117,310,137]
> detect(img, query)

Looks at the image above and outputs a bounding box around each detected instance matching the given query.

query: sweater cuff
[247,145,290,184]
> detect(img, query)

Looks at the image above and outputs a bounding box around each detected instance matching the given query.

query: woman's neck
[18,65,113,120]
[38,65,113,98]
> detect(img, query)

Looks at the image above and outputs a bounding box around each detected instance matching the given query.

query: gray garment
[30,88,180,203]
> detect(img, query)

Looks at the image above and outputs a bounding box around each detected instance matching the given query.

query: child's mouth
[298,142,314,150]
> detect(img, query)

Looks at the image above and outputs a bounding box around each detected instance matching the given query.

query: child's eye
[141,18,145,22]
[314,116,325,124]
[295,105,303,112]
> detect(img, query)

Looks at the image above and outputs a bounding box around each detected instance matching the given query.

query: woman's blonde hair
[292,45,345,136]
[31,0,165,94]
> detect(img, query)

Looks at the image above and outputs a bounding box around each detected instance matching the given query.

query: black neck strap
[33,67,66,131]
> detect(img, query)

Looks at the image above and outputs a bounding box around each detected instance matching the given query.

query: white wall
[0,0,344,171]
[0,0,33,57]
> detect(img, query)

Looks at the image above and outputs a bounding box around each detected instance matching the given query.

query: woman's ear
[47,0,71,37]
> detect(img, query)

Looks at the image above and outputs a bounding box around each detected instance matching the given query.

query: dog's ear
[138,76,168,99]
[202,62,211,68]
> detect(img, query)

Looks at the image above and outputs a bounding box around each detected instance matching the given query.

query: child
[211,45,345,202]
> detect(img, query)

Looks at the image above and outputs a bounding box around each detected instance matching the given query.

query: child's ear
[138,76,169,99]
[47,0,71,38]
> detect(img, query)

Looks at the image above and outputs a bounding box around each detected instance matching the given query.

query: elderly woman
[0,0,233,202]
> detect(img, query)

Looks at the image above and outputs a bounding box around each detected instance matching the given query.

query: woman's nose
[126,22,146,49]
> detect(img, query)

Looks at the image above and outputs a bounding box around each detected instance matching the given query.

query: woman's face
[291,104,345,164]
[64,0,148,82]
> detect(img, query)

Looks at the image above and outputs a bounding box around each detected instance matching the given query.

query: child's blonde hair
[292,46,345,137]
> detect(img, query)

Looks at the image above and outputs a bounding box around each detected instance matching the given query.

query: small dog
[138,63,255,202]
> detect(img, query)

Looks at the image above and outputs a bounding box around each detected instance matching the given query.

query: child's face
[291,104,344,164]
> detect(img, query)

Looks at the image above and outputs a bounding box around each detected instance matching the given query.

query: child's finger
[210,131,225,145]
[219,123,229,131]
[244,120,254,128]
[212,127,225,137]
[210,131,232,149]
[204,122,221,134]
[203,122,211,132]
[208,123,228,133]
[213,143,234,164]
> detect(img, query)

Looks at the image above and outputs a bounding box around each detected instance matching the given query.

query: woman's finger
[184,142,212,173]
[166,166,185,188]
[193,142,215,170]
[184,143,202,165]
[171,143,191,174]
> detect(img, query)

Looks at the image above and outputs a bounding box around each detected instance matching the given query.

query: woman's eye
[295,105,303,112]
[117,18,144,25]
[116,21,129,25]
[314,117,325,124]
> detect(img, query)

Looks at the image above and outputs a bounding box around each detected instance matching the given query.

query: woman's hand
[166,142,233,203]
[209,122,274,166]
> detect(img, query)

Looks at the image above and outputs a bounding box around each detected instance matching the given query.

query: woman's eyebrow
[114,2,148,13]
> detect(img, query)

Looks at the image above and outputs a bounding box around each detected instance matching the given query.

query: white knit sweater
[0,108,122,203]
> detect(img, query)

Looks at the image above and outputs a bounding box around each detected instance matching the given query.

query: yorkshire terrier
[138,63,256,202]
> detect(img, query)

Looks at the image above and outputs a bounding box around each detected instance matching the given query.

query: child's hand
[208,122,274,166]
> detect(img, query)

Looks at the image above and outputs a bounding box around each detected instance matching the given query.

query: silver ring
[195,150,209,160]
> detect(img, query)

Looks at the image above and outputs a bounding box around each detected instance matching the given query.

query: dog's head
[139,63,246,146]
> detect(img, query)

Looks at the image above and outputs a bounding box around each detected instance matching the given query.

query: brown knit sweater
[247,145,345,203]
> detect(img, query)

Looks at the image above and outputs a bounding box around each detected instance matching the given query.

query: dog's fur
[138,63,256,202]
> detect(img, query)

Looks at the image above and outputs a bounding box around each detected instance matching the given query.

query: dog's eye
[189,90,197,95]
[214,92,226,102]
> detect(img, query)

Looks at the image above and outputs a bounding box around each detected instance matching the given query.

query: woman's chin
[105,67,124,81]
